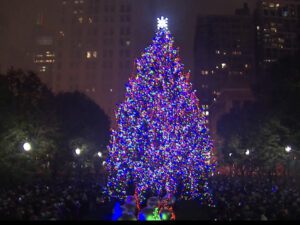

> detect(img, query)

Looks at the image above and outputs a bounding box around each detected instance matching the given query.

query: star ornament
[157,16,168,30]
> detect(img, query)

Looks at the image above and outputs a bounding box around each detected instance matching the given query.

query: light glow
[245,149,250,156]
[23,142,32,152]
[157,16,168,30]
[75,148,81,155]
[285,146,292,153]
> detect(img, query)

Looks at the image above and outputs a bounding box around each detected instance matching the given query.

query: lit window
[215,50,220,54]
[78,17,83,23]
[87,51,92,58]
[221,63,227,69]
[93,51,98,58]
[257,26,260,30]
[283,11,288,17]
[245,64,249,68]
[271,27,277,32]
[232,51,242,55]
[40,66,46,72]
[89,17,93,24]
[278,38,284,43]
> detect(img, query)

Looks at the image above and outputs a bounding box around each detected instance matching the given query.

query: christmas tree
[106,17,215,206]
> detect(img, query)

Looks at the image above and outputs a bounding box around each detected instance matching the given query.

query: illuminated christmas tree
[106,17,215,206]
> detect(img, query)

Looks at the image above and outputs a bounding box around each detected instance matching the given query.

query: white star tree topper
[157,16,168,30]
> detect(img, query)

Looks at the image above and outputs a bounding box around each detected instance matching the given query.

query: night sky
[0,0,256,73]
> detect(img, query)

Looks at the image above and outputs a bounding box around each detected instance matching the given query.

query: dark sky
[0,0,257,73]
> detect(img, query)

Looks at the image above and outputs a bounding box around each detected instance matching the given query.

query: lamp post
[285,146,292,176]
[75,148,83,182]
[228,153,233,176]
[245,149,251,176]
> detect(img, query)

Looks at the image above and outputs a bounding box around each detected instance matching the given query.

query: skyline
[0,0,257,74]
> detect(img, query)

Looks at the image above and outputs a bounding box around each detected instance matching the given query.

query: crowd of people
[0,179,105,220]
[0,175,299,220]
[208,176,300,220]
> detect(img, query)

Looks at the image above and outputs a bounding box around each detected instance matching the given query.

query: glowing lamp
[23,142,32,152]
[75,148,81,155]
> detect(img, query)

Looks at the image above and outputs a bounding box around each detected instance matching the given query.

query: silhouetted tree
[0,69,60,185]
[54,92,110,179]
[217,53,300,175]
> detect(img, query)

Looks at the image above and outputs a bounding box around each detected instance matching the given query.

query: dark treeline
[217,53,300,175]
[0,69,110,186]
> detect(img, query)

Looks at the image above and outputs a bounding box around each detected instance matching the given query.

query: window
[93,51,97,58]
[86,51,98,59]
[86,51,92,58]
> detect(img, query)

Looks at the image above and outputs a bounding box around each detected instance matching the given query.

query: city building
[193,3,256,145]
[255,0,300,76]
[50,0,134,122]
[32,12,56,89]
[209,87,255,149]
[194,3,255,106]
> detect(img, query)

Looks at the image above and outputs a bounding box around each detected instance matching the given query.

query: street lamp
[75,148,81,156]
[245,149,250,156]
[285,146,292,176]
[98,151,103,158]
[23,142,32,152]
[285,146,292,153]
[229,153,232,157]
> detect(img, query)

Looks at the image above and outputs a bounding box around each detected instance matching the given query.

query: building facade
[193,3,256,146]
[32,12,56,89]
[255,0,300,76]
[194,3,255,106]
[50,0,134,121]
